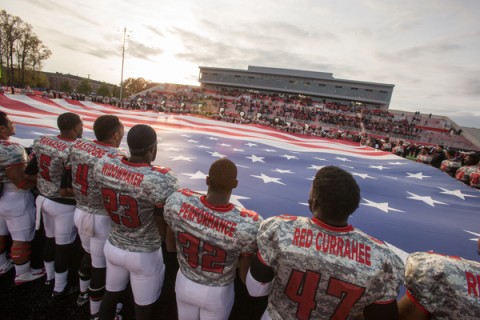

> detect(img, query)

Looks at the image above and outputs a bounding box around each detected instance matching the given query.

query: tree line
[0,9,160,98]
[0,10,51,88]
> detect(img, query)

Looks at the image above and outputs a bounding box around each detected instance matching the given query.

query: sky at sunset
[3,0,480,127]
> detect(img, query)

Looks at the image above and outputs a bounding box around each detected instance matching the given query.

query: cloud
[397,43,462,59]
[127,39,164,60]
[26,0,101,27]
[146,26,164,37]
[377,43,462,63]
[459,77,480,97]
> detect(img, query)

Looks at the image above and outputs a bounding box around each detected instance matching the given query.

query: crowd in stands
[4,84,480,162]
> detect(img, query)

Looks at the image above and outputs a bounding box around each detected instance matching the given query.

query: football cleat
[14,268,45,285]
[51,285,79,301]
[0,260,13,275]
[76,291,89,307]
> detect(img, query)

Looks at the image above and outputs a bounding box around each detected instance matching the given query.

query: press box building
[198,66,394,110]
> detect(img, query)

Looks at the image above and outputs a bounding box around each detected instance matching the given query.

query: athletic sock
[90,299,102,315]
[44,261,55,281]
[14,261,30,275]
[54,270,68,292]
[0,252,7,266]
[80,278,90,293]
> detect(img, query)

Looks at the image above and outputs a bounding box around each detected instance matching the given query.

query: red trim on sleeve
[16,180,27,189]
[240,252,255,257]
[6,162,25,169]
[311,217,354,232]
[257,251,269,266]
[406,290,429,316]
[372,299,396,305]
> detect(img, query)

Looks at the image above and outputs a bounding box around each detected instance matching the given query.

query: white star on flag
[251,174,286,185]
[229,194,251,208]
[438,188,478,200]
[281,154,298,160]
[187,139,199,143]
[264,149,277,152]
[181,134,191,138]
[336,157,351,162]
[272,169,294,174]
[406,172,431,180]
[385,242,409,263]
[299,202,309,207]
[351,172,377,180]
[245,142,257,147]
[219,143,231,147]
[388,162,407,165]
[407,192,448,207]
[164,147,180,152]
[208,151,227,158]
[208,137,218,140]
[182,171,208,180]
[361,198,404,213]
[233,148,245,152]
[383,176,399,180]
[369,165,390,171]
[464,230,480,242]
[170,155,194,161]
[309,165,325,170]
[341,165,354,169]
[197,145,211,149]
[313,157,327,161]
[246,154,265,163]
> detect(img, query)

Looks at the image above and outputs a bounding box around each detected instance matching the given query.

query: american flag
[1,93,479,263]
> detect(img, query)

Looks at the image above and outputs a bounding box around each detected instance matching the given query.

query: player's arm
[59,168,74,197]
[237,254,253,285]
[6,163,36,190]
[24,153,39,175]
[246,253,274,297]
[153,207,167,239]
[362,300,399,320]
[397,294,428,320]
[165,226,176,252]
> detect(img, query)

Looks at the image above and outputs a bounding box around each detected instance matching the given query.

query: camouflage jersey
[469,169,480,188]
[257,215,404,320]
[93,155,179,252]
[67,138,120,215]
[456,164,480,184]
[0,139,27,191]
[440,159,461,174]
[416,153,433,164]
[32,135,76,199]
[404,252,480,319]
[164,189,263,286]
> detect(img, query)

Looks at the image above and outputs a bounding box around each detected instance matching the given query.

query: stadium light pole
[119,27,128,108]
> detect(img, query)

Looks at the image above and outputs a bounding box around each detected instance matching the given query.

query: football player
[67,115,124,317]
[95,124,179,320]
[247,166,405,320]
[398,251,480,319]
[164,158,263,320]
[0,111,44,284]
